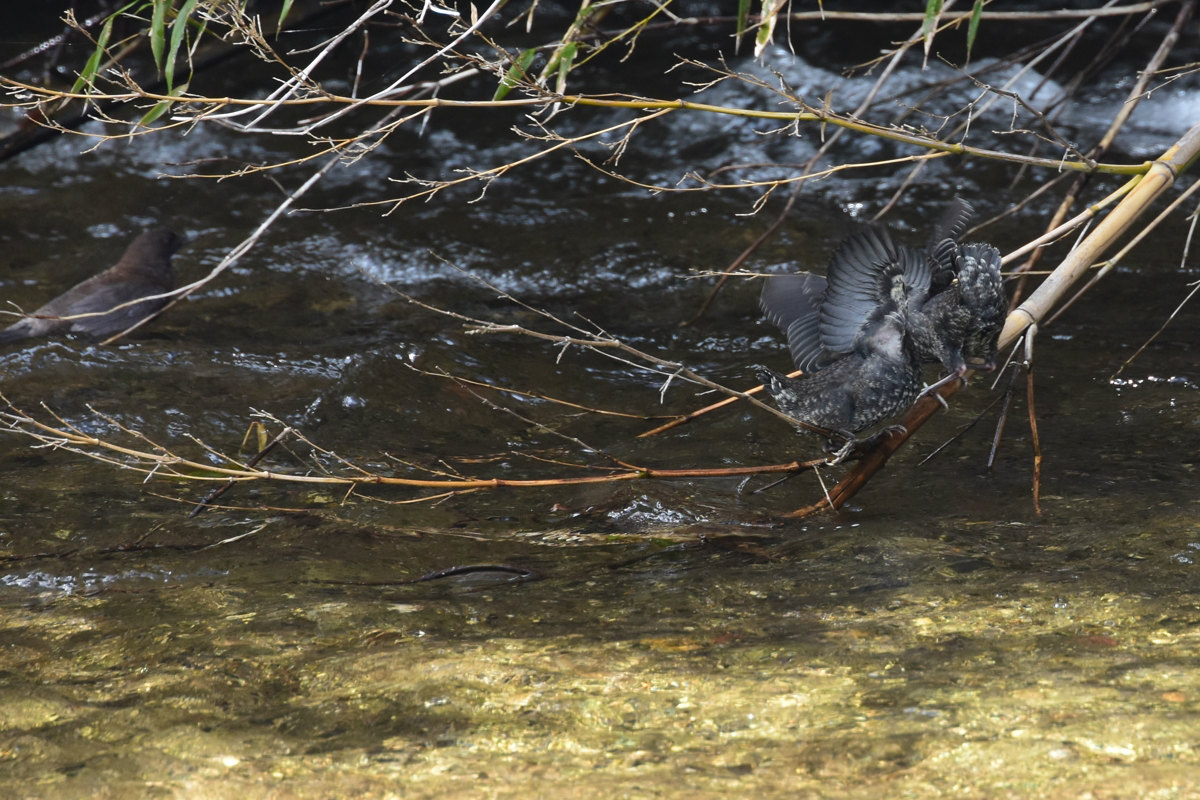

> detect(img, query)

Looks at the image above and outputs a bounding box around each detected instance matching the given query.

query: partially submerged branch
[0,394,821,505]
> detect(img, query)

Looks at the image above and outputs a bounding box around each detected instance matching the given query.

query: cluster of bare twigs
[1,0,1199,516]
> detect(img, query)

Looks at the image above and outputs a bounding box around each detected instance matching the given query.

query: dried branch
[0,78,1154,177]
[1008,0,1196,305]
[0,392,821,504]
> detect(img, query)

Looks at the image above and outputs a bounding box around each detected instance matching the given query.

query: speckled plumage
[908,198,1006,374]
[953,242,1006,369]
[759,197,1007,382]
[759,225,924,372]
[757,228,923,454]
[0,227,180,344]
[756,198,1008,453]
[756,310,921,444]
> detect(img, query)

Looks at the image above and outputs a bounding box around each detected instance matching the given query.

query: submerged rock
[0,227,181,343]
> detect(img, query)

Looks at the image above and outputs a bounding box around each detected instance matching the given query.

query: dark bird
[908,198,1006,374]
[954,242,1006,369]
[757,228,924,461]
[0,227,181,344]
[760,198,1007,383]
[760,226,925,372]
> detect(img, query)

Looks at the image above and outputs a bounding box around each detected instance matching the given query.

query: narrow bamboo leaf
[278,0,295,29]
[568,0,597,32]
[150,0,168,71]
[70,16,115,93]
[735,0,750,53]
[138,81,186,126]
[140,100,170,126]
[165,0,200,91]
[554,42,577,95]
[966,0,983,63]
[922,0,943,64]
[754,0,783,58]
[535,1,594,89]
[493,47,537,101]
[922,0,943,37]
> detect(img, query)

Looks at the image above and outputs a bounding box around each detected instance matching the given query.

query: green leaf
[966,0,983,63]
[922,0,944,64]
[165,0,200,91]
[754,0,785,58]
[735,0,750,53]
[553,42,577,95]
[139,81,187,126]
[70,16,115,94]
[922,0,943,37]
[140,100,170,126]
[493,48,537,101]
[278,0,295,30]
[571,1,598,31]
[150,0,168,71]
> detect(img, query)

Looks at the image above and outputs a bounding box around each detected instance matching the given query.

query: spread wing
[926,196,974,285]
[899,242,933,309]
[819,226,900,355]
[927,196,974,252]
[759,272,829,373]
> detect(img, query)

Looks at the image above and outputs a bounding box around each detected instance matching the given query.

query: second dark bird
[908,197,1006,375]
[0,227,181,344]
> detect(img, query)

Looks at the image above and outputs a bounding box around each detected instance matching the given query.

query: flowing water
[1,6,1200,798]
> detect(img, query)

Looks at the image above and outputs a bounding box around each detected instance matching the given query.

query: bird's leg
[823,431,858,465]
[850,424,908,456]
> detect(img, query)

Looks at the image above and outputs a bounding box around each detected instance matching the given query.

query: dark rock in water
[0,227,181,344]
